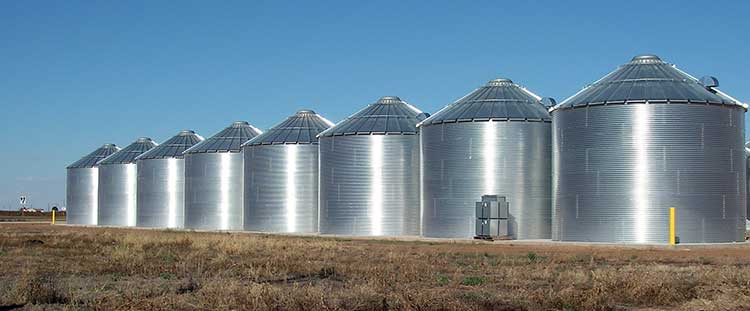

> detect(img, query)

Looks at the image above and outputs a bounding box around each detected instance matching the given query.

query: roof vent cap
[136,137,152,143]
[700,76,720,88]
[541,97,557,108]
[178,130,196,136]
[296,109,316,115]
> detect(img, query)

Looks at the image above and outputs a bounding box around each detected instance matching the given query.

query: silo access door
[475,195,510,240]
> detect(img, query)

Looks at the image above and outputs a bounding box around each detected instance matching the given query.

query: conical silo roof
[243,110,334,146]
[553,54,745,111]
[136,130,204,160]
[318,96,423,137]
[184,121,262,154]
[99,137,158,165]
[66,144,121,169]
[420,78,550,127]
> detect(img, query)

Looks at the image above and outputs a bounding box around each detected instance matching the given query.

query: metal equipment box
[475,195,510,239]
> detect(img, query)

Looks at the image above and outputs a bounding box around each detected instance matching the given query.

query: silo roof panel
[421,78,550,127]
[66,144,121,169]
[184,121,262,154]
[99,138,158,165]
[245,110,333,146]
[553,55,744,111]
[318,96,423,137]
[136,130,204,160]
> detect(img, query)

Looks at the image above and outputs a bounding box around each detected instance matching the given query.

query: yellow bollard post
[52,210,56,225]
[669,207,675,245]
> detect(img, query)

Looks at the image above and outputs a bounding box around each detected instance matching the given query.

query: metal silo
[420,78,552,239]
[183,121,261,230]
[66,144,120,225]
[97,137,158,226]
[552,54,747,243]
[319,96,425,236]
[135,130,204,228]
[242,110,334,233]
[746,141,750,221]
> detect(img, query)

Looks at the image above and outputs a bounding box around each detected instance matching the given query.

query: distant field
[1,224,750,310]
[0,211,63,223]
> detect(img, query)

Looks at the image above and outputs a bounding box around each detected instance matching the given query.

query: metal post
[669,207,675,245]
[52,210,56,225]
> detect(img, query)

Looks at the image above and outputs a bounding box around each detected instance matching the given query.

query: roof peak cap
[630,54,663,63]
[487,78,513,86]
[377,96,402,104]
[231,121,250,128]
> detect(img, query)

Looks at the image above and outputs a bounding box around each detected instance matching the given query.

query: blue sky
[1,1,749,210]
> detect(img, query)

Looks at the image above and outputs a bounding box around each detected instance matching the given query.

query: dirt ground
[1,223,750,311]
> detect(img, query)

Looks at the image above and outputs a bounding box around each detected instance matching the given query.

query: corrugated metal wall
[97,163,138,226]
[184,152,244,230]
[244,144,319,233]
[66,168,99,225]
[137,158,186,228]
[553,104,746,243]
[319,135,420,236]
[421,121,551,239]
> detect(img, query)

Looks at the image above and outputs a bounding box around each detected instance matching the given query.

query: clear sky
[1,1,749,210]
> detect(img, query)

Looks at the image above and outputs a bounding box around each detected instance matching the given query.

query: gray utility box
[476,219,509,237]
[475,195,509,238]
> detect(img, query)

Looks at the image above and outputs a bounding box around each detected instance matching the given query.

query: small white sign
[20,195,27,206]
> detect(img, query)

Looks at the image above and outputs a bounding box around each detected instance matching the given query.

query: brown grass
[1,223,750,310]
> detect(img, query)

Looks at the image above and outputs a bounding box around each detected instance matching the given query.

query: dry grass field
[1,223,750,310]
